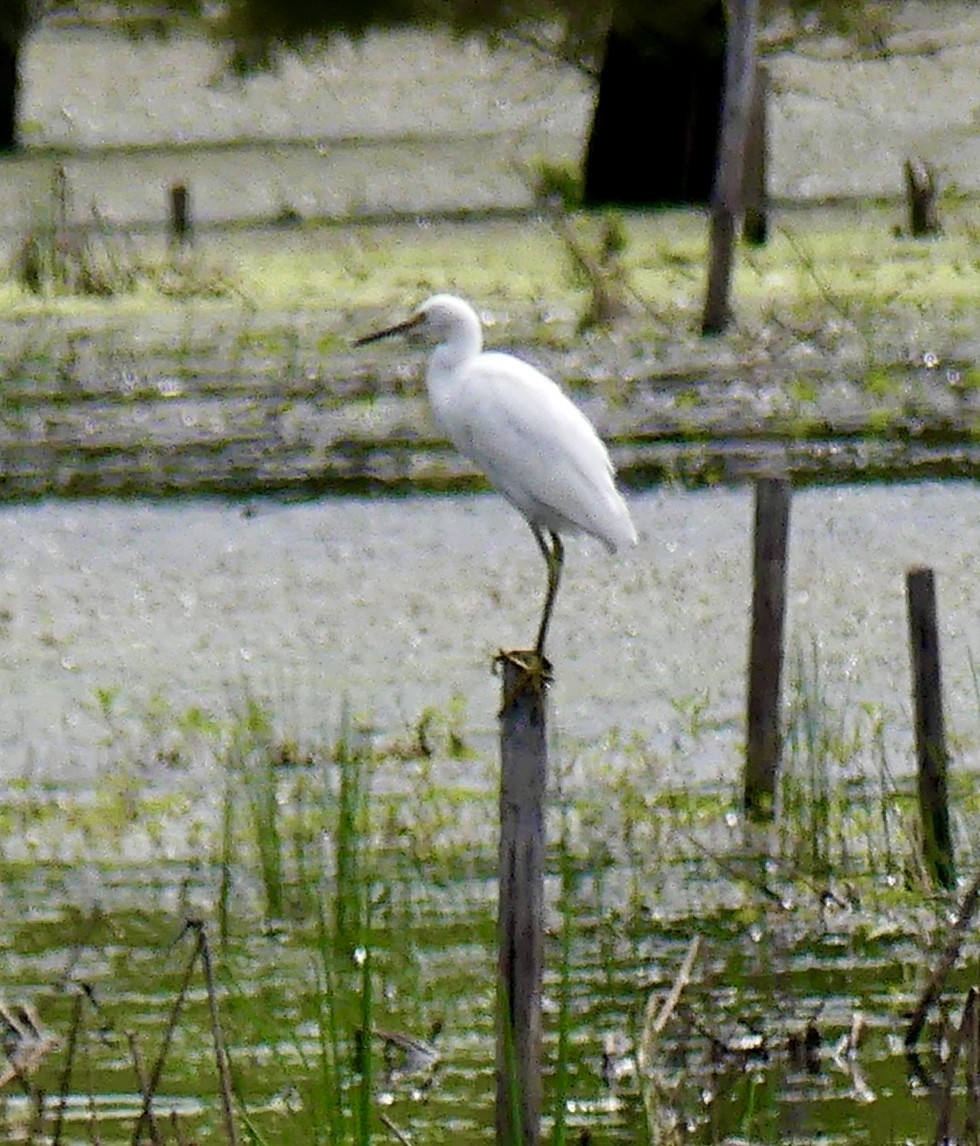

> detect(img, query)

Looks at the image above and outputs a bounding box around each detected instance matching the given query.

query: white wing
[430,350,635,551]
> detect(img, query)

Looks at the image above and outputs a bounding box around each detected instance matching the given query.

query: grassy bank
[2,203,978,343]
[0,204,977,500]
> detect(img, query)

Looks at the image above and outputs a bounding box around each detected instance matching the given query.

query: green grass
[0,203,976,332]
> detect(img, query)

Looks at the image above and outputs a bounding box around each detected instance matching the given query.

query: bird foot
[493,648,553,714]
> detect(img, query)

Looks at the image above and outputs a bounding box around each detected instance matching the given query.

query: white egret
[355,294,636,659]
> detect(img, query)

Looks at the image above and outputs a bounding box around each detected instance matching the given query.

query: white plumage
[356,293,636,654]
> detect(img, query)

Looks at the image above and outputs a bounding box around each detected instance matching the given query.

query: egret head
[355,294,482,351]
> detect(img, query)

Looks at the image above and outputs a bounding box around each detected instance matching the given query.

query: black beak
[354,312,424,346]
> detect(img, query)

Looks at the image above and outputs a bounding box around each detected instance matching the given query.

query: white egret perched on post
[355,294,636,662]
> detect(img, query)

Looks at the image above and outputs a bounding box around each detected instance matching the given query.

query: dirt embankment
[1,297,976,503]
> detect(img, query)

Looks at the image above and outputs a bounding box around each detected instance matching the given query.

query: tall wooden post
[744,478,791,822]
[742,64,769,246]
[903,158,941,238]
[906,566,954,889]
[496,659,548,1146]
[701,0,761,333]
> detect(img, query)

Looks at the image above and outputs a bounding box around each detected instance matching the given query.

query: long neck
[426,322,482,400]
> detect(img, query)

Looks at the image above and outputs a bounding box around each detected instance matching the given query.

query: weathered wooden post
[169,182,192,248]
[906,566,955,889]
[701,0,760,334]
[496,657,548,1146]
[742,64,769,246]
[743,477,791,823]
[903,158,940,238]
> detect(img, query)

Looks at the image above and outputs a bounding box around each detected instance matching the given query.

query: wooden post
[903,158,940,238]
[743,478,791,823]
[169,182,192,248]
[701,0,761,334]
[497,660,547,1146]
[742,64,769,246]
[53,163,69,236]
[51,163,71,290]
[906,566,955,889]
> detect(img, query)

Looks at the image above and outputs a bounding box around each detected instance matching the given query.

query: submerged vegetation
[3,647,979,1143]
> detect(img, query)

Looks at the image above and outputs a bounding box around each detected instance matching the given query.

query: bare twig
[131,924,203,1146]
[905,868,980,1051]
[52,992,85,1146]
[551,212,634,329]
[777,225,852,325]
[197,922,240,1146]
[380,1111,414,1145]
[499,26,600,79]
[127,1031,164,1146]
[935,987,979,1143]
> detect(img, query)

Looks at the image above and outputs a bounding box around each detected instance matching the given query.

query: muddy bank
[1,306,977,502]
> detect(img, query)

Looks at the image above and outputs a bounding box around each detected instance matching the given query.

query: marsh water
[2,834,973,1146]
[0,482,978,1143]
[0,483,977,786]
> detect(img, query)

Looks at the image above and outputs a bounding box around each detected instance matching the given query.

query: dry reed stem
[637,935,702,1145]
[131,924,203,1146]
[905,867,980,1050]
[197,921,240,1146]
[27,1085,45,1145]
[0,1001,60,1090]
[171,1108,193,1145]
[128,1030,164,1146]
[52,991,85,1146]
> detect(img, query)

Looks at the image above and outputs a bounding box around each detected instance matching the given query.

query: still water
[1,479,978,1146]
[0,481,976,786]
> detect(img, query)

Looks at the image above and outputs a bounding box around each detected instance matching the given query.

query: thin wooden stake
[496,658,548,1146]
[169,182,192,248]
[903,157,941,237]
[744,478,791,823]
[701,0,761,333]
[906,566,955,889]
